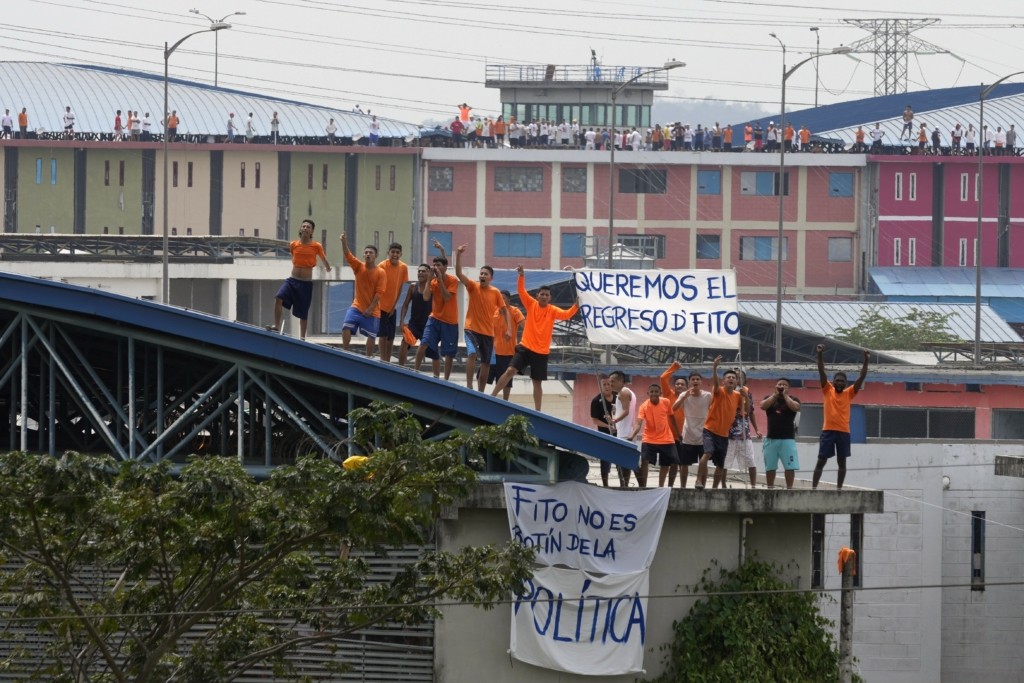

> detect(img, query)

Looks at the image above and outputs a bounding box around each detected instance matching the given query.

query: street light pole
[810,27,820,107]
[770,33,851,362]
[975,71,1024,364]
[163,22,231,304]
[189,8,246,87]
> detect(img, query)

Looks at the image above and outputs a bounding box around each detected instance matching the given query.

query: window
[561,233,584,258]
[959,238,969,267]
[828,237,852,262]
[494,232,543,258]
[240,162,246,188]
[50,159,57,185]
[811,514,825,589]
[495,167,543,192]
[696,234,721,259]
[740,171,789,196]
[849,514,863,588]
[254,162,261,189]
[307,164,314,190]
[390,165,396,191]
[697,169,721,195]
[322,164,329,190]
[993,409,1024,439]
[619,168,666,194]
[960,173,969,202]
[908,237,917,266]
[894,172,903,201]
[909,172,917,201]
[828,172,854,197]
[35,158,42,184]
[172,161,178,188]
[187,162,193,188]
[864,407,975,438]
[971,511,985,591]
[429,167,453,192]
[893,238,902,266]
[428,231,452,256]
[617,234,666,259]
[119,161,125,187]
[375,165,381,191]
[562,167,587,193]
[740,236,787,261]
[104,160,110,186]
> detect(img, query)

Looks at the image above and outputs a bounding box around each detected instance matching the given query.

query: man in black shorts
[590,374,618,487]
[629,384,680,488]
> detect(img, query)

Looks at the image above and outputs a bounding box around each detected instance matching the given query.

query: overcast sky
[4,0,1024,126]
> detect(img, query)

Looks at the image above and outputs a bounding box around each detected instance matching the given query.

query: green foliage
[648,559,857,683]
[0,402,536,682]
[834,305,958,351]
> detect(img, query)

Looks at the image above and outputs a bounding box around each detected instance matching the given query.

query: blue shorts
[421,318,458,358]
[276,277,313,320]
[702,429,729,469]
[763,438,800,471]
[342,307,380,339]
[818,430,851,460]
[464,330,494,365]
[378,309,397,340]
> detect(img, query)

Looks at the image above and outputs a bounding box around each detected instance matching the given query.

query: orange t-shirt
[744,125,753,142]
[785,126,795,141]
[855,129,865,143]
[494,306,524,356]
[429,273,459,324]
[377,259,409,313]
[918,129,927,143]
[517,275,578,355]
[290,240,326,268]
[345,251,386,318]
[463,280,505,337]
[821,382,858,433]
[704,385,745,438]
[18,111,28,128]
[638,398,676,445]
[167,114,179,129]
[723,127,733,144]
[493,120,506,135]
[459,105,471,122]
[799,128,811,144]
[659,361,684,440]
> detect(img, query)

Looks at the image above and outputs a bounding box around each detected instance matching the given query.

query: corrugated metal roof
[870,267,1024,298]
[0,61,420,138]
[738,300,1020,343]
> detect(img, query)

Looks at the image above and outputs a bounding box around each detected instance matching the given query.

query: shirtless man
[268,219,331,340]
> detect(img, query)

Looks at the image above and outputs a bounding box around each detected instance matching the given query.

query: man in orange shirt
[784,123,795,152]
[813,344,870,490]
[369,242,408,364]
[695,355,746,490]
[340,233,386,354]
[454,244,511,391]
[268,219,331,340]
[414,241,459,380]
[488,290,525,399]
[491,266,578,410]
[629,384,680,488]
[17,108,28,139]
[799,125,811,152]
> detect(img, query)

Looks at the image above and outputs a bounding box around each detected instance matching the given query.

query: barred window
[429,167,453,192]
[562,167,587,193]
[495,167,543,192]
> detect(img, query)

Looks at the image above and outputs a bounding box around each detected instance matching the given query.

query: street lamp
[607,60,685,268]
[975,72,1024,364]
[163,22,231,304]
[810,27,820,107]
[189,8,246,87]
[769,34,852,362]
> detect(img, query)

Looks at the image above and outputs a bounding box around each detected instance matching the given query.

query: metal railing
[486,64,671,86]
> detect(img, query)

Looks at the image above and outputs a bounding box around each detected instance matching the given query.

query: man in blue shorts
[760,377,801,489]
[268,219,331,340]
[414,241,459,380]
[813,345,870,490]
[340,233,385,354]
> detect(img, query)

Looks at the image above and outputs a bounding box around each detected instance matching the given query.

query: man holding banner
[695,356,747,490]
[491,266,579,410]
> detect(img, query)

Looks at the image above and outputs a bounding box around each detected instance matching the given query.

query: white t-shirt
[1,114,13,128]
[680,390,712,445]
[869,128,884,142]
[63,111,75,128]
[141,116,152,132]
[614,387,638,444]
[326,122,337,136]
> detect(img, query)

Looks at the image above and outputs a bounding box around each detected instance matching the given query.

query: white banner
[504,481,670,574]
[574,269,740,348]
[511,566,650,676]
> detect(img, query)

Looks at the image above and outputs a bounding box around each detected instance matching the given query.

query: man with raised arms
[340,234,386,355]
[813,345,870,490]
[671,369,712,489]
[694,356,746,490]
[370,242,408,363]
[414,241,459,380]
[454,244,511,391]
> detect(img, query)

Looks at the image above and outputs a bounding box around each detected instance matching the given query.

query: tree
[0,402,535,682]
[648,559,857,683]
[834,305,958,351]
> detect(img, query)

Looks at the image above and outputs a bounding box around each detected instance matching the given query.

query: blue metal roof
[870,267,1024,324]
[0,271,640,470]
[490,270,574,294]
[0,61,420,139]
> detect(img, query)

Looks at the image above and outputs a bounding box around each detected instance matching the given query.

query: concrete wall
[17,147,75,232]
[85,149,144,235]
[435,504,816,683]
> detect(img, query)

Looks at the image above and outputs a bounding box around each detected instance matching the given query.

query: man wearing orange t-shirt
[269,219,331,340]
[695,356,746,490]
[414,241,459,380]
[369,242,408,364]
[629,384,680,488]
[489,290,525,399]
[813,344,870,490]
[454,244,511,391]
[340,233,386,354]
[491,266,578,410]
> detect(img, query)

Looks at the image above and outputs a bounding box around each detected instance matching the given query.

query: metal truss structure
[844,18,947,97]
[0,272,639,481]
[0,234,289,262]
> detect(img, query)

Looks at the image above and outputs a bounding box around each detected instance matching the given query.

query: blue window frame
[697,170,721,195]
[829,172,854,197]
[51,159,57,185]
[428,231,453,258]
[561,233,584,258]
[494,232,542,258]
[35,158,42,184]
[696,234,721,259]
